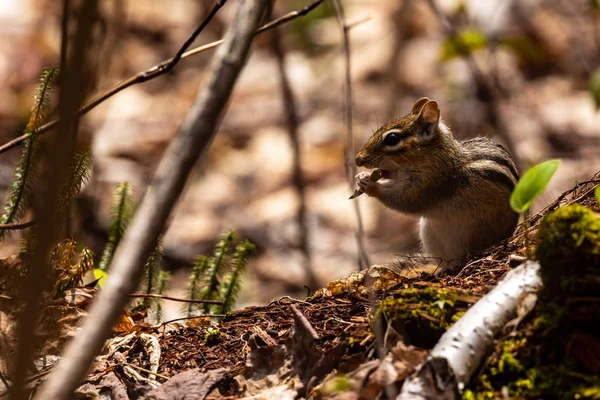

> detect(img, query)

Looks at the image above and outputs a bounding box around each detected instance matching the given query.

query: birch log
[398,261,542,399]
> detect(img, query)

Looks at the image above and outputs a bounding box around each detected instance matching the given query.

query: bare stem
[130,293,222,305]
[332,0,370,270]
[0,221,35,230]
[35,1,268,398]
[269,19,318,290]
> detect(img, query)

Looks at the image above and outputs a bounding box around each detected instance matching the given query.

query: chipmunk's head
[355,98,450,172]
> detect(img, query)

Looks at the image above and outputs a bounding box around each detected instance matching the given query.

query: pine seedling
[149,271,171,324]
[218,240,255,314]
[142,238,164,308]
[201,231,236,313]
[0,67,59,239]
[184,255,210,317]
[98,182,133,271]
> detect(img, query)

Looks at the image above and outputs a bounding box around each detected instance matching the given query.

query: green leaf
[590,68,600,109]
[595,185,600,204]
[510,160,561,213]
[93,268,107,288]
[440,29,488,60]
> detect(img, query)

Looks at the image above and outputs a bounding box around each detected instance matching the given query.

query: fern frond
[98,182,133,271]
[183,255,210,317]
[59,151,92,214]
[150,271,171,324]
[218,240,255,314]
[201,230,236,313]
[0,67,59,240]
[142,238,164,308]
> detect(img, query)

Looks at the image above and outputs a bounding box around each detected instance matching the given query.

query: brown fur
[355,98,519,274]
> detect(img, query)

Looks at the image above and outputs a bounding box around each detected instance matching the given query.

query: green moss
[378,286,469,333]
[467,337,600,399]
[536,204,600,293]
[493,339,526,375]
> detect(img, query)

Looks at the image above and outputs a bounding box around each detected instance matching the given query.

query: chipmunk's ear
[417,100,440,138]
[419,100,440,123]
[411,97,430,115]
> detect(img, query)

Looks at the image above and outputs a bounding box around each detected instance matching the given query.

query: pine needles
[0,67,59,239]
[184,231,255,317]
[142,238,164,308]
[185,255,210,317]
[202,231,236,313]
[98,182,133,271]
[218,240,255,314]
[59,151,92,214]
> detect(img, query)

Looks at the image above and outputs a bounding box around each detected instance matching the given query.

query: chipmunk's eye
[383,132,402,147]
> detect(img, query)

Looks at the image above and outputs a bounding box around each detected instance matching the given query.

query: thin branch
[36,1,268,398]
[332,0,370,271]
[118,363,169,380]
[0,0,326,157]
[157,0,228,76]
[152,314,226,328]
[130,293,222,305]
[269,18,318,290]
[0,221,35,230]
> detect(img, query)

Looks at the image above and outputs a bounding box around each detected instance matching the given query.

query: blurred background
[0,0,599,312]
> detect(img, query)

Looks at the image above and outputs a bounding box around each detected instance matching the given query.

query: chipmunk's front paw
[356,171,379,196]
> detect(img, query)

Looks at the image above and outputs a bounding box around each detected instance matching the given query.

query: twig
[0,0,326,157]
[0,220,35,230]
[35,1,268,398]
[0,295,12,300]
[332,0,370,270]
[269,17,318,290]
[129,293,222,305]
[118,363,169,380]
[153,314,225,328]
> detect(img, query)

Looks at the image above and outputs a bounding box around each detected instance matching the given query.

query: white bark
[398,261,542,399]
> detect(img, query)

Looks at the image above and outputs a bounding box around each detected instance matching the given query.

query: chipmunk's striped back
[462,137,519,193]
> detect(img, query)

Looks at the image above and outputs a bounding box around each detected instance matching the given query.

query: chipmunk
[354,97,519,274]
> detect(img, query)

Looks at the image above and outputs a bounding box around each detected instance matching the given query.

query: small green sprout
[204,327,220,343]
[510,159,561,258]
[595,185,600,204]
[510,160,561,213]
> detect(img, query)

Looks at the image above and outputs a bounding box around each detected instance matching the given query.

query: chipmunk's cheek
[377,178,395,188]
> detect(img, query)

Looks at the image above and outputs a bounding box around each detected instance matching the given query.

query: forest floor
[1,171,597,399]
